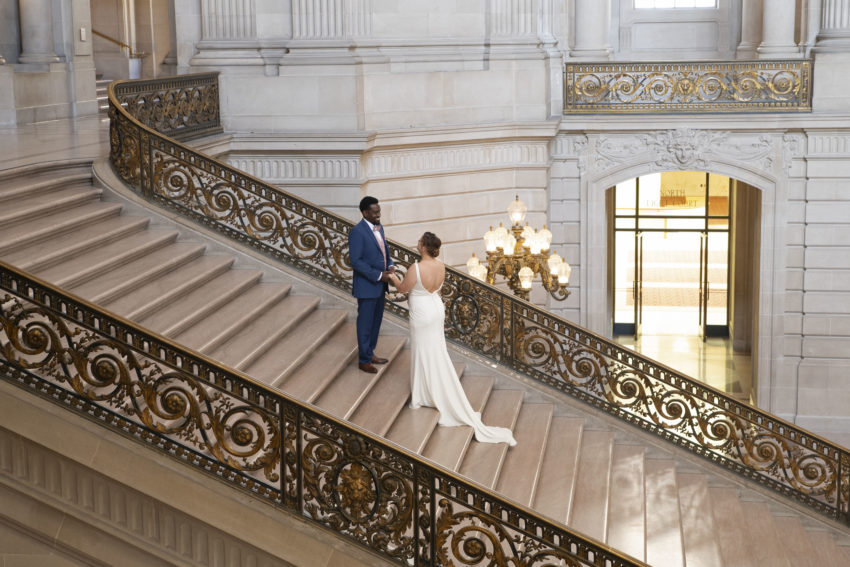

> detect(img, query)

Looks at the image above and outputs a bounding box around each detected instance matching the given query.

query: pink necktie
[373,225,386,267]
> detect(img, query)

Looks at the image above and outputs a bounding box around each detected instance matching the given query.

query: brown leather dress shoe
[358,362,378,373]
[371,355,389,364]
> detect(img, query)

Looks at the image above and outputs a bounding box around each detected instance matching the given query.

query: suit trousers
[356,296,385,364]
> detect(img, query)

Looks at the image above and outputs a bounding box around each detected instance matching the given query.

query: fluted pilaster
[570,0,610,60]
[489,0,536,37]
[814,0,850,51]
[17,0,60,64]
[758,0,800,58]
[292,0,371,39]
[201,0,256,41]
[737,0,763,58]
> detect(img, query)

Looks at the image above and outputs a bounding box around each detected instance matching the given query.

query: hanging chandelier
[466,196,571,301]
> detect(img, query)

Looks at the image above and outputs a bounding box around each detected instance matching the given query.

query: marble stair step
[137,268,265,336]
[531,416,584,524]
[101,255,235,320]
[386,375,493,454]
[456,389,524,488]
[677,473,723,567]
[740,501,791,567]
[33,229,180,289]
[273,322,358,401]
[0,202,124,255]
[421,377,495,470]
[69,242,208,305]
[567,429,614,543]
[494,403,553,506]
[242,308,350,386]
[0,185,102,225]
[206,296,325,371]
[0,170,91,200]
[606,444,646,563]
[312,335,407,420]
[772,515,817,566]
[644,459,685,567]
[171,283,292,351]
[351,359,465,438]
[708,487,758,567]
[3,215,151,273]
[806,530,850,566]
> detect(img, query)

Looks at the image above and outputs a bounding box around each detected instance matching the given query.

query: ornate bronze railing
[0,260,641,567]
[107,74,850,526]
[564,60,812,114]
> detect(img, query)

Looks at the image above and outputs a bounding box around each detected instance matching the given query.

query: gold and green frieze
[564,59,812,114]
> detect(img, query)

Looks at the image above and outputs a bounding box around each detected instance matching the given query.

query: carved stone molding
[364,141,550,179]
[585,128,779,176]
[226,156,361,182]
[807,133,850,156]
[551,134,588,159]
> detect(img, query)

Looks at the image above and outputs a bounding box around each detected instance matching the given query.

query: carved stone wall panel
[201,0,257,40]
[292,0,371,39]
[226,156,361,182]
[807,133,850,156]
[490,0,537,37]
[364,141,550,179]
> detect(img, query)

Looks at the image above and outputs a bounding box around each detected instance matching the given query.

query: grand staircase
[2,159,850,566]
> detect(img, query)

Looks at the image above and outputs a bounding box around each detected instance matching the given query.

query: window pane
[616,178,637,214]
[614,231,636,324]
[708,173,729,217]
[616,217,636,229]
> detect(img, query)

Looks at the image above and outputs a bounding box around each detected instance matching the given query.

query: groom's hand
[379,270,392,283]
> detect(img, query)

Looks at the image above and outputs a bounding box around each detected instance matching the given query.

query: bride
[390,232,516,446]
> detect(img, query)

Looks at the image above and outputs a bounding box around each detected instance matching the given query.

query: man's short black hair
[359,196,379,212]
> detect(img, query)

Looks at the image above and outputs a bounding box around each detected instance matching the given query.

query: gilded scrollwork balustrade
[107,74,849,527]
[564,60,812,113]
[0,261,639,567]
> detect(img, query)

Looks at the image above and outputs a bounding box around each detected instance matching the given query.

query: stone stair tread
[351,358,465,438]
[708,487,758,567]
[274,322,358,401]
[606,444,647,563]
[0,202,124,255]
[33,229,180,288]
[0,185,101,224]
[807,530,850,566]
[101,255,235,320]
[137,268,265,336]
[2,214,151,272]
[313,335,407,420]
[740,501,791,567]
[772,515,818,566]
[644,459,685,567]
[531,416,584,523]
[348,349,415,436]
[207,295,325,370]
[677,473,723,567]
[69,242,207,304]
[241,306,349,383]
[567,429,614,543]
[494,403,553,506]
[0,170,92,199]
[421,376,495,470]
[386,375,493,454]
[171,282,292,350]
[456,389,524,488]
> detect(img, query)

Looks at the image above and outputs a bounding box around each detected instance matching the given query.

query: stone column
[757,0,800,58]
[570,0,610,60]
[737,0,763,58]
[814,0,850,52]
[17,0,60,64]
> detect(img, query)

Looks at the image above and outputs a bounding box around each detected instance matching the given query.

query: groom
[349,196,394,373]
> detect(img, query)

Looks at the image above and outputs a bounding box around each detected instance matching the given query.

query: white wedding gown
[408,263,517,446]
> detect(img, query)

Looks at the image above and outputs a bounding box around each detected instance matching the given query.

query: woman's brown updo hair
[420,232,441,258]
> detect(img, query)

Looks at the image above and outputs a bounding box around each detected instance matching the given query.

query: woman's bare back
[417,259,445,293]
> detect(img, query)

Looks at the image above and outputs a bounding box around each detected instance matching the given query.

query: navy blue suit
[349,219,393,364]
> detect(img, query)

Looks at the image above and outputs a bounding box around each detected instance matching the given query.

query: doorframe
[580,153,788,417]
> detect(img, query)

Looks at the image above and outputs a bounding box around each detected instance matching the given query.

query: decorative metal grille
[564,60,812,114]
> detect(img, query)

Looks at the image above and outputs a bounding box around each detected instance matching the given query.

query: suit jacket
[349,219,393,298]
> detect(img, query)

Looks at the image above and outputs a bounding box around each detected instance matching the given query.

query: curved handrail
[106,73,850,527]
[92,29,146,58]
[0,259,642,567]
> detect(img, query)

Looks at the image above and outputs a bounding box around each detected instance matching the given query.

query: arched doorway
[606,171,760,402]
